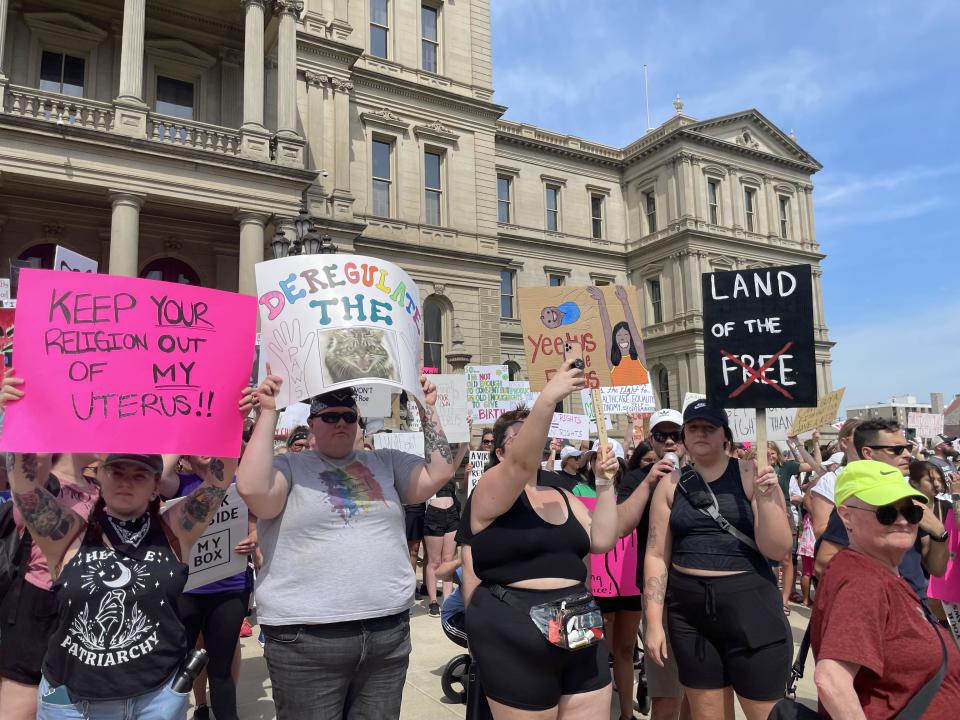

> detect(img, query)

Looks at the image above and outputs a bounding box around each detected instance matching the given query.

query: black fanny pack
[487,583,603,651]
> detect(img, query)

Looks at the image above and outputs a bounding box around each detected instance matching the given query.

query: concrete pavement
[223,598,818,719]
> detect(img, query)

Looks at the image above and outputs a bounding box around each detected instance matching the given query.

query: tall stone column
[108,190,145,277]
[112,0,148,137]
[328,77,354,219]
[273,0,306,167]
[237,211,269,296]
[763,175,779,239]
[805,186,818,244]
[240,0,270,160]
[0,0,10,81]
[727,167,741,231]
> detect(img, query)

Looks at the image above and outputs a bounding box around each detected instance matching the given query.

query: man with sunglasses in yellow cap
[810,460,960,718]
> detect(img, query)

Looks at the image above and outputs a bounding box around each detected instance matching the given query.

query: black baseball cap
[683,400,728,428]
[306,388,358,417]
[103,454,163,475]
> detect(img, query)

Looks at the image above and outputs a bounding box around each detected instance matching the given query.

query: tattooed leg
[15,488,77,540]
[180,485,228,532]
[422,407,453,464]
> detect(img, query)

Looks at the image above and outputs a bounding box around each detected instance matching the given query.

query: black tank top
[434,479,456,499]
[43,512,189,700]
[669,458,771,576]
[462,483,590,586]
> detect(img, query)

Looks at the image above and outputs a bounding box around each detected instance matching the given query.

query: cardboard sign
[790,388,846,436]
[580,385,656,418]
[519,285,648,391]
[54,246,98,273]
[276,402,310,431]
[682,392,795,442]
[578,497,641,597]
[468,450,487,495]
[466,365,510,421]
[908,412,944,439]
[0,269,256,454]
[163,485,249,592]
[355,384,393,418]
[547,412,594,441]
[372,431,425,456]
[702,265,816,409]
[0,307,12,368]
[433,374,469,444]
[255,255,424,409]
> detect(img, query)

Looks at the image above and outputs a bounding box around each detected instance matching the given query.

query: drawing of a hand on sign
[268,320,317,407]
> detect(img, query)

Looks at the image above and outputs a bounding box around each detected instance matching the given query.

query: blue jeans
[263,610,411,720]
[37,673,188,720]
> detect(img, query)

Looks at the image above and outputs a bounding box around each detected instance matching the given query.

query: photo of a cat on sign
[318,327,401,385]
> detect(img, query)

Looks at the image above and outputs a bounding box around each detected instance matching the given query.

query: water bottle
[664,452,680,470]
[171,649,208,693]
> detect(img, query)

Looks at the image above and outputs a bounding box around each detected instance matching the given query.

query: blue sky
[490,0,960,412]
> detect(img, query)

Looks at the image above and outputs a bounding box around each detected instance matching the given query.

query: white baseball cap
[649,409,683,431]
[560,446,583,461]
[825,452,844,467]
[592,438,625,460]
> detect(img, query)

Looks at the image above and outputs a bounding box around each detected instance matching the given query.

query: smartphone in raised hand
[563,339,585,370]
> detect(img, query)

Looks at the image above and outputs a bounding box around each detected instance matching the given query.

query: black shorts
[424,505,459,537]
[595,594,644,613]
[0,578,59,685]
[404,503,425,542]
[466,584,611,710]
[666,569,791,700]
[441,611,468,648]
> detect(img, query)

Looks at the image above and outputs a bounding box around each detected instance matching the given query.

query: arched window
[656,366,671,410]
[17,243,56,270]
[140,257,200,285]
[422,296,444,373]
[503,360,522,381]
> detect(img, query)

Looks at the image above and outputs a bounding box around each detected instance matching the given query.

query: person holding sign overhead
[1,368,241,720]
[586,286,649,386]
[237,367,455,720]
[458,359,620,719]
[644,400,793,720]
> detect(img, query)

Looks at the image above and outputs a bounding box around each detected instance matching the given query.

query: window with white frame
[644,190,657,233]
[424,149,443,226]
[39,51,85,97]
[421,4,439,73]
[545,184,561,232]
[590,194,604,239]
[744,187,757,233]
[778,195,790,238]
[497,175,512,223]
[372,138,393,217]
[370,0,389,59]
[155,76,195,119]
[707,180,720,225]
[648,279,663,324]
[500,269,516,318]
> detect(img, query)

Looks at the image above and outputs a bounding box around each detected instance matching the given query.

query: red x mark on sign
[720,341,795,400]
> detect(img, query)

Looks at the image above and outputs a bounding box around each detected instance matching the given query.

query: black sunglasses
[480,438,494,445]
[866,444,911,456]
[314,411,359,425]
[652,430,682,443]
[849,503,924,525]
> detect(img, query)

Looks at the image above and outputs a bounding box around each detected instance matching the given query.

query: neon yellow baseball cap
[834,460,927,508]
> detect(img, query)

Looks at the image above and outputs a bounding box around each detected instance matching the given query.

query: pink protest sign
[0,269,256,455]
[578,497,641,597]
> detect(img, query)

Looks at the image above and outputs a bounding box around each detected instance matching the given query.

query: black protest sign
[701,264,816,409]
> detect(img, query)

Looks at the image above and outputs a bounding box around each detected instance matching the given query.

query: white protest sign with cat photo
[255,255,424,409]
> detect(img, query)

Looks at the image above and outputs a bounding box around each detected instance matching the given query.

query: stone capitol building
[0,0,833,418]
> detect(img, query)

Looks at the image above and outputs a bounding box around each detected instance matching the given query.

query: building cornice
[297,32,364,69]
[351,68,507,121]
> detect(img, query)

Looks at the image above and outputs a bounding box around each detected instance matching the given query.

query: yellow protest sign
[518,285,648,392]
[789,387,846,437]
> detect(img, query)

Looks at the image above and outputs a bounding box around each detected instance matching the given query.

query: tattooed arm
[642,472,677,668]
[165,455,239,554]
[401,376,457,504]
[8,453,86,572]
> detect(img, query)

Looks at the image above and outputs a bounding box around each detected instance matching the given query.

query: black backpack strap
[894,606,948,719]
[786,623,812,698]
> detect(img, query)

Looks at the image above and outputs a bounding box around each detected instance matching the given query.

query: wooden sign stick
[756,407,770,493]
[592,387,615,483]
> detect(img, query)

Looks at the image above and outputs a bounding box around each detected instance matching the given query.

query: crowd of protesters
[1,358,960,720]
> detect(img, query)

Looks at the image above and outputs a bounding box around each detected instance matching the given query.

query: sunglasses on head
[866,444,911,456]
[652,430,682,443]
[314,411,359,425]
[849,502,924,525]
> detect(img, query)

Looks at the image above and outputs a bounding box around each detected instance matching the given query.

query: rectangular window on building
[779,195,790,238]
[370,0,389,58]
[497,175,512,223]
[744,188,756,233]
[500,269,516,318]
[707,180,720,225]
[649,279,663,324]
[548,274,564,287]
[155,76,195,119]
[424,149,443,226]
[421,5,439,73]
[644,191,657,233]
[39,51,85,97]
[594,278,612,286]
[372,139,392,217]
[545,184,560,232]
[590,194,604,239]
